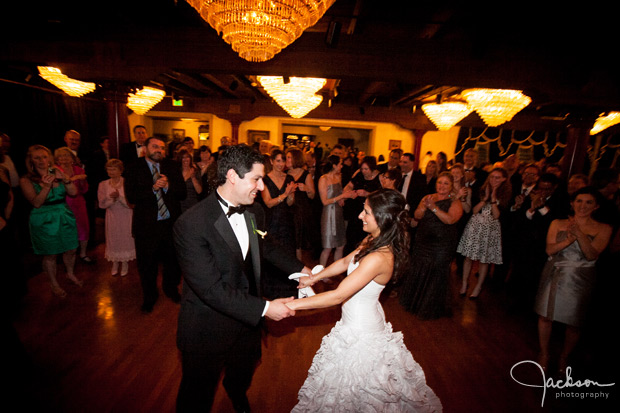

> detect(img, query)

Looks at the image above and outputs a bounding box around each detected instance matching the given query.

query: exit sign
[173,99,183,107]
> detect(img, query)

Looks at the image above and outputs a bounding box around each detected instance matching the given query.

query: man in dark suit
[173,144,311,412]
[124,137,186,313]
[119,125,148,166]
[398,152,427,217]
[377,148,403,173]
[506,173,569,311]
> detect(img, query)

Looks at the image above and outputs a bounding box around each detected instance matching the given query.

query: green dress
[29,182,78,255]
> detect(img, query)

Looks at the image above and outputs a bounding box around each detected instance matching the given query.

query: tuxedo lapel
[245,211,262,294]
[214,210,244,263]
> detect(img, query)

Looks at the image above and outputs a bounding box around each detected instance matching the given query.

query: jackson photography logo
[510,360,615,407]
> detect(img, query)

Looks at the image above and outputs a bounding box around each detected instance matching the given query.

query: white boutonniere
[251,218,267,239]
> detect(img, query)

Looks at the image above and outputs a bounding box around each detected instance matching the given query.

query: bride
[287,188,442,412]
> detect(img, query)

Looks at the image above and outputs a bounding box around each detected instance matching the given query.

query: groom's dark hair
[217,144,264,185]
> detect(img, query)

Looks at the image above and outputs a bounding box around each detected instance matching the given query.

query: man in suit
[124,137,186,313]
[377,148,402,173]
[173,144,311,412]
[119,125,148,165]
[506,173,569,311]
[398,152,427,216]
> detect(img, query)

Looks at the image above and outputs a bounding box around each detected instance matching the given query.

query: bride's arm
[288,252,388,311]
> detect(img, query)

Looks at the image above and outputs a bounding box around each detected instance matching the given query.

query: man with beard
[125,137,186,313]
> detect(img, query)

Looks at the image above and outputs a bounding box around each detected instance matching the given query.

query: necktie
[398,173,408,192]
[216,191,246,217]
[152,164,170,220]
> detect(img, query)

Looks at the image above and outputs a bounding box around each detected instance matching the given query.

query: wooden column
[103,88,130,159]
[230,120,240,145]
[412,129,426,171]
[562,119,593,178]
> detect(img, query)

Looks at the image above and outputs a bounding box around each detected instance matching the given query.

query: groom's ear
[226,168,239,184]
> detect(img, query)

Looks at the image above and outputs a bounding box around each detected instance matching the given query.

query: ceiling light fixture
[590,111,620,135]
[258,76,326,118]
[185,0,336,62]
[421,101,473,131]
[462,88,531,127]
[38,66,96,97]
[126,87,166,115]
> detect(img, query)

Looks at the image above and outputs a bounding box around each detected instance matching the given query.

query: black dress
[262,174,297,298]
[290,170,313,251]
[399,198,458,319]
[263,174,296,250]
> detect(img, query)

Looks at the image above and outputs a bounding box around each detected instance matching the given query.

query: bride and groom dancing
[173,144,442,412]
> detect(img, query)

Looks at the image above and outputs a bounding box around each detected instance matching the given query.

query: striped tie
[152,164,170,220]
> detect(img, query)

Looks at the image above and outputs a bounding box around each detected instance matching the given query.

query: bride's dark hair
[354,188,410,282]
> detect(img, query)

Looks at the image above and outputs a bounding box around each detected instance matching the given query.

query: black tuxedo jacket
[124,158,186,237]
[173,193,304,354]
[119,141,141,166]
[403,170,428,216]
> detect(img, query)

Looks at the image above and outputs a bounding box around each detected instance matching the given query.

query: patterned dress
[457,203,503,264]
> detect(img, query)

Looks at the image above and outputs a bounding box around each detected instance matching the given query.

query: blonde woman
[20,145,81,297]
[55,146,93,264]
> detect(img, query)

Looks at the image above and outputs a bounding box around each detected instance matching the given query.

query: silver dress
[320,183,346,249]
[534,231,597,327]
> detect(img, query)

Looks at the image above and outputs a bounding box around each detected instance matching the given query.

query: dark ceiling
[1,0,619,131]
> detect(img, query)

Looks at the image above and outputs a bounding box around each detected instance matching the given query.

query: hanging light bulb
[127,87,166,115]
[38,66,96,97]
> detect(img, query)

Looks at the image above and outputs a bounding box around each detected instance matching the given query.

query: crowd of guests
[2,128,619,371]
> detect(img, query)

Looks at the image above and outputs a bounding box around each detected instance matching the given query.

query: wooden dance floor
[8,227,617,412]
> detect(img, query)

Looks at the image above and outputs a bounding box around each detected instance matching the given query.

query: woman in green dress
[20,145,81,298]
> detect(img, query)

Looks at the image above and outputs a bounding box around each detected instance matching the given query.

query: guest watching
[20,145,82,298]
[457,168,512,299]
[55,146,94,264]
[98,159,135,276]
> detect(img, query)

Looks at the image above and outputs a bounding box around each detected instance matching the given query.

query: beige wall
[135,112,460,165]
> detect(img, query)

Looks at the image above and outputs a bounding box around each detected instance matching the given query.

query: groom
[173,144,311,412]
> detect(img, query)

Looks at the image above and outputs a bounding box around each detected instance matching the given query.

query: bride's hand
[298,275,316,289]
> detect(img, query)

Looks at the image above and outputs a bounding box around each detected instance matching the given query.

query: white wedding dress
[292,259,443,412]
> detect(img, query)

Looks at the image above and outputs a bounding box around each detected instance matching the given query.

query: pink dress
[63,164,90,242]
[98,178,136,262]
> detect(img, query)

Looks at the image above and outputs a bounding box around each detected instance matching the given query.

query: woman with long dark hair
[287,189,442,412]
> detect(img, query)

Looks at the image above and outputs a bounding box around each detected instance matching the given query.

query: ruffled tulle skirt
[292,320,442,412]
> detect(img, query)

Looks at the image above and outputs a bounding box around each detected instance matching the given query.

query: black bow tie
[216,191,246,217]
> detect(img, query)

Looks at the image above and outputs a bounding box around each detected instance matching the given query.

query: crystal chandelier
[421,101,473,131]
[590,112,620,135]
[185,0,336,62]
[127,87,166,115]
[38,66,96,97]
[258,76,326,118]
[462,88,531,127]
